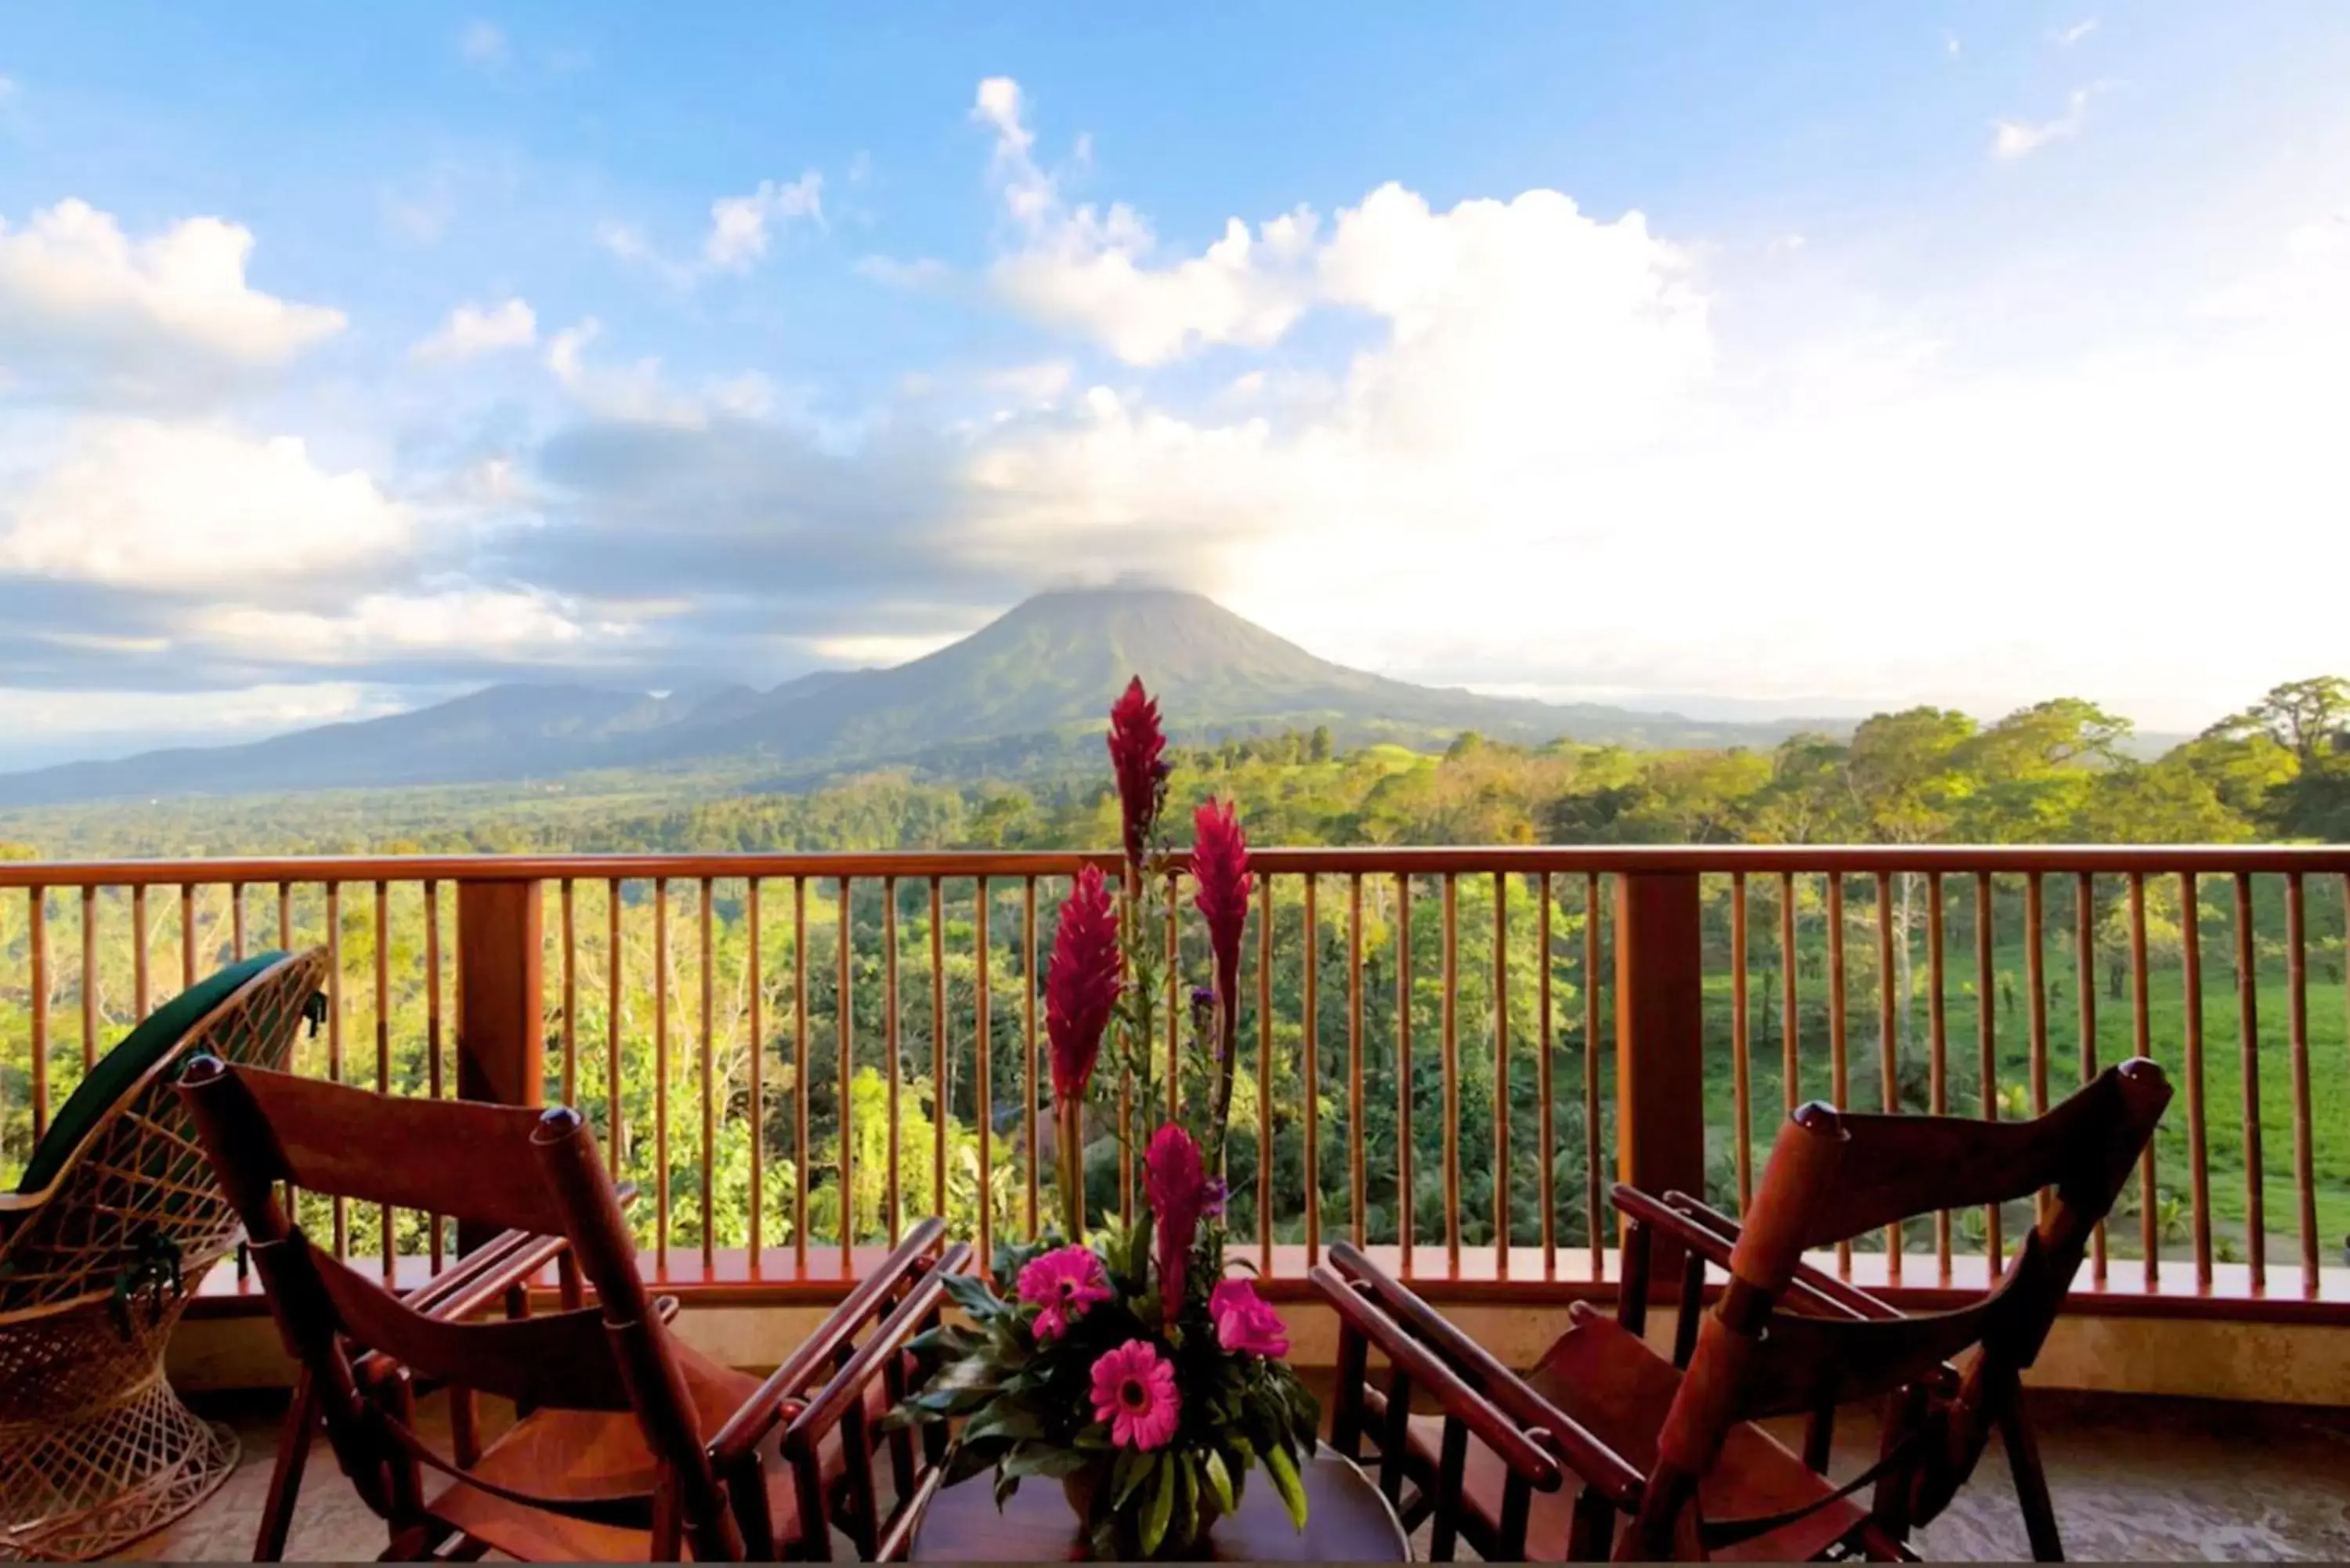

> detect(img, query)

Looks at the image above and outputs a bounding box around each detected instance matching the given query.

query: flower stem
[1058,1097,1085,1243]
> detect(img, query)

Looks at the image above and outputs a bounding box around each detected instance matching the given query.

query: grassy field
[1694,938,2350,1268]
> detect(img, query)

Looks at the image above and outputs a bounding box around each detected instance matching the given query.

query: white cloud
[1943,31,1961,57]
[970,81,1704,391]
[803,631,959,666]
[461,20,508,66]
[0,200,344,396]
[703,172,824,270]
[544,317,772,427]
[2199,215,2350,327]
[1994,85,2100,159]
[594,219,694,287]
[381,171,458,243]
[974,78,1321,364]
[0,420,409,588]
[2058,18,2101,45]
[599,172,826,287]
[191,587,638,665]
[945,139,2346,730]
[992,205,1324,366]
[974,78,1056,223]
[410,297,537,362]
[0,682,416,768]
[858,255,952,290]
[982,361,1074,407]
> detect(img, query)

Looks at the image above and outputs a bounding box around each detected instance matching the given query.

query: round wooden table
[905,1447,1410,1562]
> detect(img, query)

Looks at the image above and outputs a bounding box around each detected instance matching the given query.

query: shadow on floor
[111,1385,2350,1561]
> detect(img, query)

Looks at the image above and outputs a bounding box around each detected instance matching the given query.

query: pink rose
[1209,1277,1290,1358]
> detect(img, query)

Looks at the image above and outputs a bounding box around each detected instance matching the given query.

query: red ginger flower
[1106,677,1169,875]
[1046,863,1123,1105]
[1190,796,1252,1050]
[1144,1122,1205,1310]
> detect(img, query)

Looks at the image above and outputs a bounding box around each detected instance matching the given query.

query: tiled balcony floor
[115,1385,2350,1561]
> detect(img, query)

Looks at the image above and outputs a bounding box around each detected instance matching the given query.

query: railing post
[457,879,544,1254]
[1615,871,1707,1305]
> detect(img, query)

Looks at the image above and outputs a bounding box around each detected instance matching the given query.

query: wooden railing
[0,847,2343,1319]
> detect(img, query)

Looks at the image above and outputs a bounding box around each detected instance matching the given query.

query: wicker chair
[0,948,328,1560]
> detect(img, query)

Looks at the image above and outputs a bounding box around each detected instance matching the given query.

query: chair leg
[1428,1417,1468,1562]
[1995,1378,2063,1563]
[254,1371,319,1562]
[1567,1483,1617,1562]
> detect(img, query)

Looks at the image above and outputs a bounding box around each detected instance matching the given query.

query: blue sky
[1,2,2345,764]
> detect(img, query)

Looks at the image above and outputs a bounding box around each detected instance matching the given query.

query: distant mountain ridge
[0,589,1840,806]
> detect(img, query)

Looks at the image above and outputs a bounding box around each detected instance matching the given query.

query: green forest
[1,677,2345,1277]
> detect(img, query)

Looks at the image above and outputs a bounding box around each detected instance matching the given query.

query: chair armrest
[1614,1187,1903,1323]
[1325,1244,1643,1504]
[707,1218,953,1466]
[783,1243,972,1464]
[1311,1266,1564,1490]
[403,1230,569,1320]
[875,1466,947,1562]
[352,1231,573,1391]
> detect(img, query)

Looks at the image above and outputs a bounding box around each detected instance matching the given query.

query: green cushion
[16,950,289,1195]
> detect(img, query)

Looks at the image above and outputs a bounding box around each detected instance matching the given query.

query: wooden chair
[175,1055,957,1562]
[1327,1060,2171,1563]
[780,1239,972,1561]
[1314,1253,1596,1561]
[0,948,327,1561]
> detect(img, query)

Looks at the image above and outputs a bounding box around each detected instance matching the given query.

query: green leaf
[907,1323,982,1361]
[1126,1206,1155,1287]
[941,1270,1009,1319]
[1140,1454,1176,1557]
[1201,1447,1235,1515]
[928,1354,1007,1396]
[942,1436,1013,1488]
[1072,1422,1113,1451]
[1265,1443,1308,1532]
[875,1399,931,1434]
[1112,1445,1154,1509]
[1004,1443,1094,1480]
[960,1403,1045,1446]
[1177,1452,1199,1542]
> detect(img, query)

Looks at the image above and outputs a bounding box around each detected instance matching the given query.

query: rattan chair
[0,948,327,1560]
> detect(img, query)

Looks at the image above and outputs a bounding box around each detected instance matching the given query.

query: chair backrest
[175,1057,742,1561]
[783,1240,971,1562]
[0,948,327,1317]
[1634,1058,2171,1554]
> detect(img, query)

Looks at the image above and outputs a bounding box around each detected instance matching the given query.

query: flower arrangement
[886,679,1319,1559]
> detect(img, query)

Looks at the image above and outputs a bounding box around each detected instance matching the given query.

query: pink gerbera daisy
[1089,1339,1180,1451]
[1016,1245,1112,1342]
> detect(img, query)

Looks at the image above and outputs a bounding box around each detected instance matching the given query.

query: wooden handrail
[5,843,2350,888]
[13,844,2348,1328]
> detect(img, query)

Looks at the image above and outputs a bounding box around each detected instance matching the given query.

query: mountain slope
[0,589,1832,805]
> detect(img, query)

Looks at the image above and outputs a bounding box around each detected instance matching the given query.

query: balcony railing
[2,847,2345,1321]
